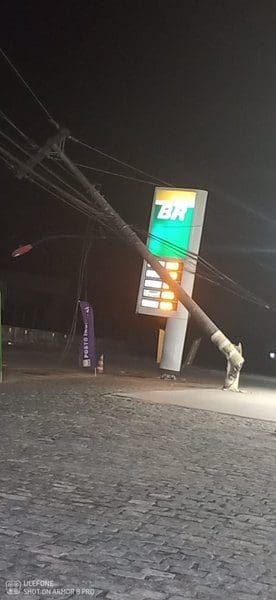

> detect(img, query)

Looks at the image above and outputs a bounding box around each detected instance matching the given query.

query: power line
[2,107,274,265]
[136,229,271,310]
[0,66,152,196]
[70,146,276,272]
[71,137,276,272]
[193,271,271,308]
[0,128,119,231]
[70,136,173,187]
[26,177,92,220]
[0,109,31,143]
[75,163,159,186]
[62,234,92,357]
[0,47,59,129]
[0,127,96,206]
[0,134,269,310]
[210,184,276,230]
[0,125,272,311]
[0,143,114,229]
[0,140,272,312]
[1,43,275,240]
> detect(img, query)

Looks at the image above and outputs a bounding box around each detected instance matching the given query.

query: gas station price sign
[136,187,207,317]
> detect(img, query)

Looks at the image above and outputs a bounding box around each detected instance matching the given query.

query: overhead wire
[26,177,91,220]
[192,271,270,306]
[70,138,276,284]
[0,131,119,231]
[4,125,127,237]
[142,230,271,309]
[0,111,101,213]
[0,111,272,312]
[0,108,31,143]
[0,119,105,352]
[2,46,276,243]
[1,49,273,328]
[61,217,100,359]
[141,231,272,310]
[75,162,160,186]
[131,223,270,307]
[0,144,90,219]
[70,136,173,187]
[54,156,90,189]
[62,240,91,357]
[0,47,59,129]
[71,136,276,269]
[0,137,271,311]
[0,142,115,229]
[1,59,274,271]
[0,127,94,204]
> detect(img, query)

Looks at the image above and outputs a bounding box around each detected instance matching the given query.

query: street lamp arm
[33,234,83,247]
[11,234,84,257]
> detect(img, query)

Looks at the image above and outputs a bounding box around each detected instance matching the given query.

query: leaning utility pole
[15,129,244,390]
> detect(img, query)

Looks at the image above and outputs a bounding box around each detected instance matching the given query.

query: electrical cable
[0,108,31,143]
[70,136,173,187]
[193,272,269,306]
[0,72,271,322]
[0,110,75,191]
[54,156,90,190]
[75,163,161,186]
[0,128,125,237]
[1,43,276,240]
[0,142,271,311]
[0,141,114,229]
[2,107,274,276]
[72,133,276,237]
[144,233,271,310]
[132,223,270,308]
[0,47,59,128]
[62,228,93,358]
[182,261,271,307]
[26,177,92,220]
[0,130,272,311]
[0,142,94,353]
[141,230,271,309]
[0,127,94,205]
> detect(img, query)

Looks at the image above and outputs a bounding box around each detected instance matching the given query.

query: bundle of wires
[0,44,274,336]
[0,109,273,319]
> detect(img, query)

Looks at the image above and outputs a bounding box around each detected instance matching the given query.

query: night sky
[1,0,276,371]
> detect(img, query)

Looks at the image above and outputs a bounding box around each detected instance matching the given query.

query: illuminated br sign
[136,187,207,317]
[148,189,196,259]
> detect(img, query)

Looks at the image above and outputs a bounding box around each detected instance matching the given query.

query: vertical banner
[79,301,96,369]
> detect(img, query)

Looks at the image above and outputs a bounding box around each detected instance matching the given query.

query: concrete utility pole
[14,129,244,390]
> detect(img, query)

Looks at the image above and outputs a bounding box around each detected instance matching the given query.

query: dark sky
[1,0,276,368]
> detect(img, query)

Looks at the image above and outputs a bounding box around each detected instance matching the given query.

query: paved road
[0,379,275,599]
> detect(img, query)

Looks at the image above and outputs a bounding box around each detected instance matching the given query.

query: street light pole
[11,130,244,390]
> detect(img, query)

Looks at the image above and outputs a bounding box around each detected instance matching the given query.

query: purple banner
[79,301,96,369]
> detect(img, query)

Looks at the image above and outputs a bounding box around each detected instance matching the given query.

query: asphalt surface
[0,374,275,599]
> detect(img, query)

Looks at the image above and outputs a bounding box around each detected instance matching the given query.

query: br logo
[157,203,189,221]
[5,580,22,595]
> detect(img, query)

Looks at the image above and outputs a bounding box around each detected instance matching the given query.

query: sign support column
[160,190,207,372]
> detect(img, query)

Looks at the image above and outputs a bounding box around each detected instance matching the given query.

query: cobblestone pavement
[0,379,275,599]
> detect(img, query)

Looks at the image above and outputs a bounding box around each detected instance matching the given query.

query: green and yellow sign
[136,187,207,317]
[148,188,196,258]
